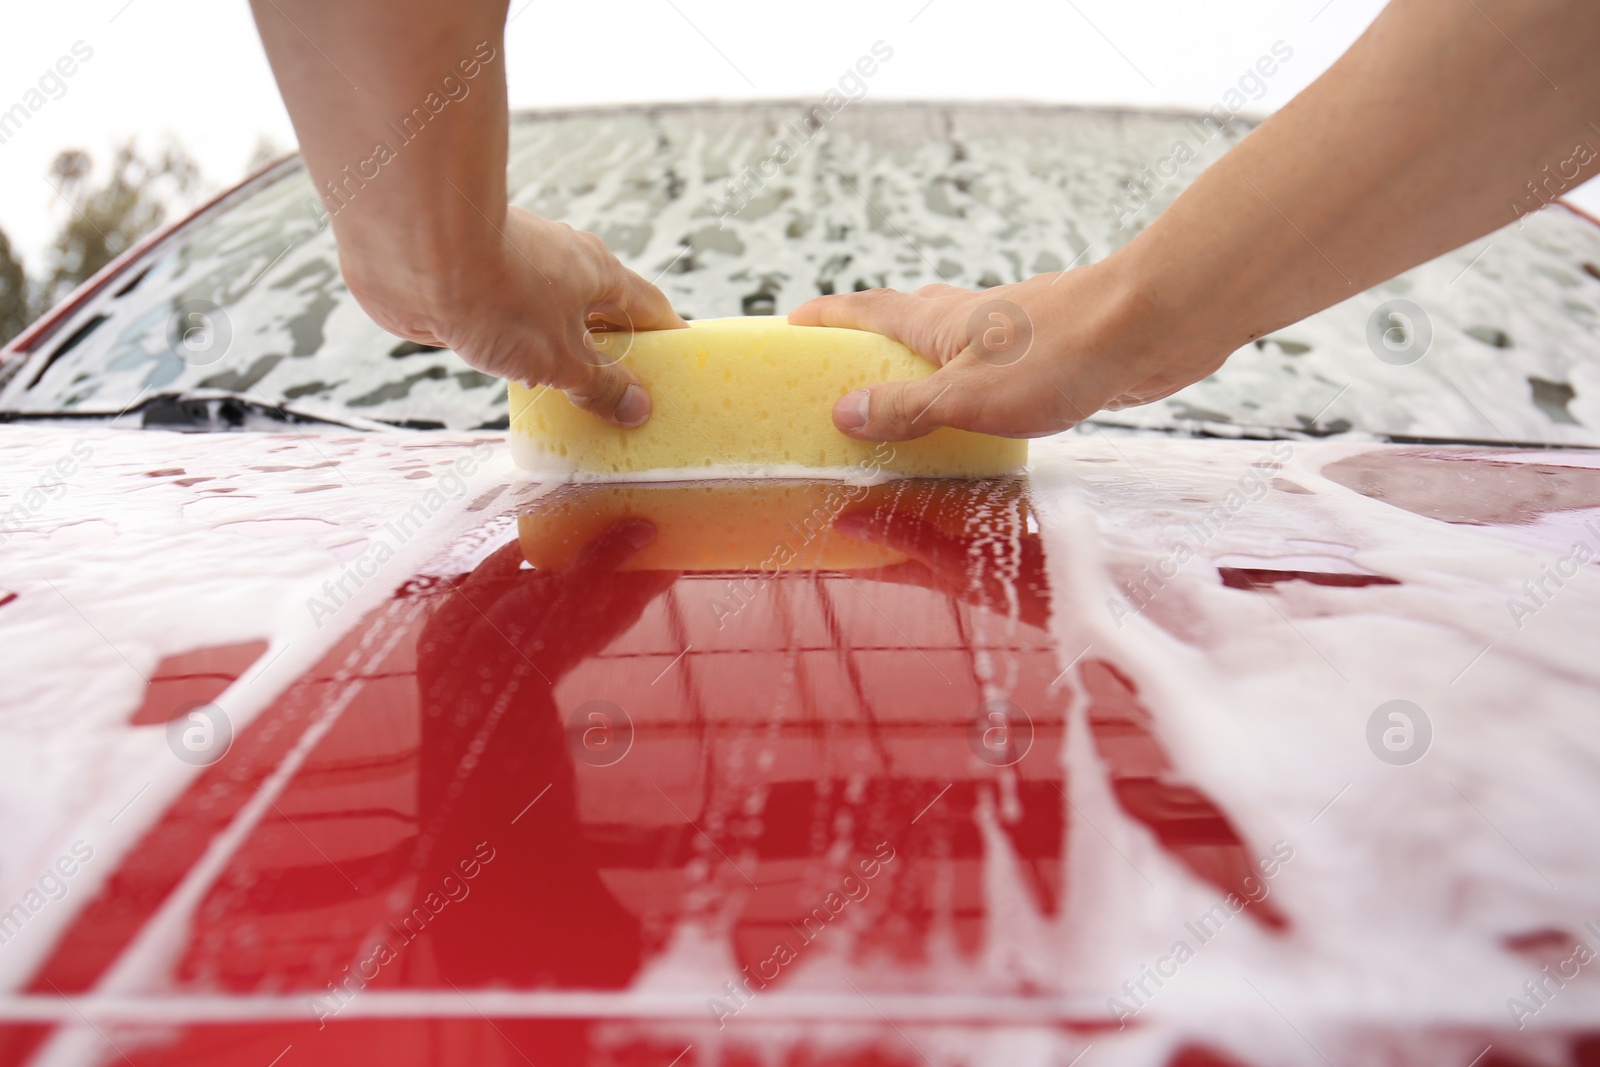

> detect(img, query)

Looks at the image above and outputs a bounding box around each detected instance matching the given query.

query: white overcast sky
[1,0,1595,272]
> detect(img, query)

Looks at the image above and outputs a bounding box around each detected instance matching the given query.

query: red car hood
[2,424,1599,1066]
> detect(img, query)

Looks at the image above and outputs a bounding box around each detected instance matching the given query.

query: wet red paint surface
[1,479,1294,1066]
[127,642,270,726]
[6,471,1599,1066]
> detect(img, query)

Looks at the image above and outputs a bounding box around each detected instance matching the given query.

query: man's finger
[913,283,969,299]
[603,266,688,332]
[787,288,952,363]
[832,365,972,442]
[562,355,652,428]
[530,313,655,428]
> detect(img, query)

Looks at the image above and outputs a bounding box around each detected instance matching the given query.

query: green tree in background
[0,228,27,346]
[0,139,208,350]
[36,139,200,314]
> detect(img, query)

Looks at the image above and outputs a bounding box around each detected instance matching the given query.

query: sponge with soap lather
[507,316,1026,479]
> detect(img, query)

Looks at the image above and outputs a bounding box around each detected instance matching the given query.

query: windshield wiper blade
[1082,415,1600,451]
[0,392,385,432]
[139,393,374,431]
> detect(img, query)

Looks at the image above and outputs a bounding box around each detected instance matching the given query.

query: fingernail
[615,384,650,427]
[836,389,871,433]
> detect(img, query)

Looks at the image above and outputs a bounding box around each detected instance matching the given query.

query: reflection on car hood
[2,425,1600,1064]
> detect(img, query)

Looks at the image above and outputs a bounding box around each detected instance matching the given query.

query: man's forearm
[1114,0,1600,358]
[247,0,684,427]
[249,0,511,308]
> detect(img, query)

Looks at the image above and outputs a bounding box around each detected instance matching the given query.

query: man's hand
[789,263,1225,440]
[250,0,685,429]
[343,206,685,428]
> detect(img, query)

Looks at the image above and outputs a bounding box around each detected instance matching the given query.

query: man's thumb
[832,372,959,442]
[565,358,652,429]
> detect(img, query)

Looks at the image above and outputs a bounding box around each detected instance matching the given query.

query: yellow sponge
[507,316,1027,479]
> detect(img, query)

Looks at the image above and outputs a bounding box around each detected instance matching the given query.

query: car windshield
[3,102,1598,443]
